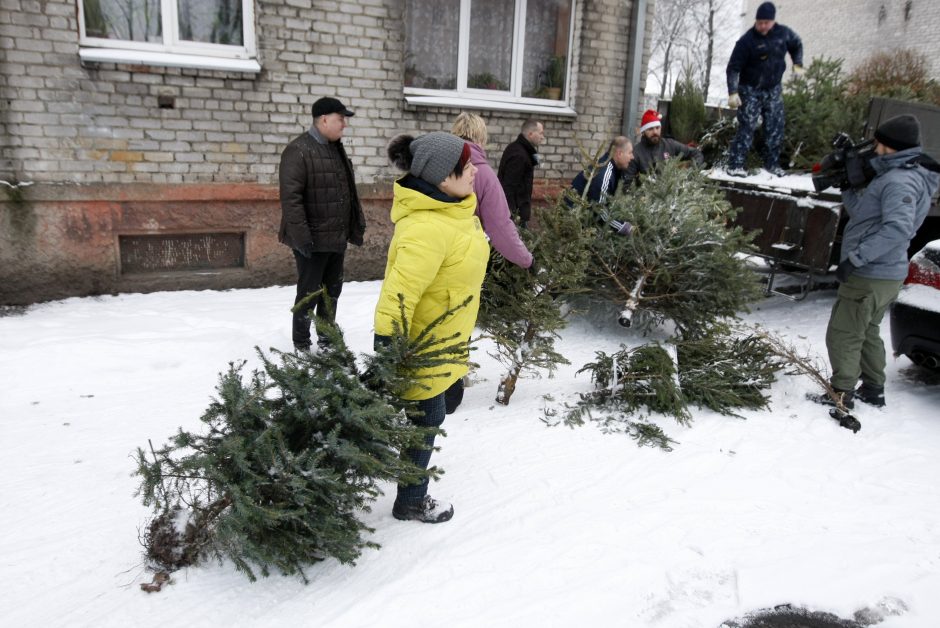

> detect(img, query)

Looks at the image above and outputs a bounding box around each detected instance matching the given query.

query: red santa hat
[639,109,662,133]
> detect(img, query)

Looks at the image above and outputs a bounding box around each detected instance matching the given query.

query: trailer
[712,172,842,299]
[712,97,940,300]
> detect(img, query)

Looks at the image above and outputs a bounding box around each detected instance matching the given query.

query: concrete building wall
[0,0,656,305]
[743,0,940,79]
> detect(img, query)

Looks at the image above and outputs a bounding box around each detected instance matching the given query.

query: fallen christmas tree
[545,158,787,447]
[134,298,471,584]
[555,325,787,449]
[581,159,762,334]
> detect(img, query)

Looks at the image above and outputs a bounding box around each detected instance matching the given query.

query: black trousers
[292,250,345,348]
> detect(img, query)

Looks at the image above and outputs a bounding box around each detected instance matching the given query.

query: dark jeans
[396,392,447,505]
[728,83,784,170]
[444,378,464,414]
[292,250,345,348]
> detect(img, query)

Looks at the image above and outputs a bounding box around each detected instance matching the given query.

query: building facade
[0,0,656,305]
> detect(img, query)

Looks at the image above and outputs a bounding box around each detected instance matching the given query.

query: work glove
[616,221,634,237]
[792,64,805,76]
[727,93,742,109]
[295,242,316,258]
[835,259,858,283]
[526,254,539,275]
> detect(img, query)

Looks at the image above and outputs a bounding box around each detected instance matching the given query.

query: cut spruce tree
[476,193,594,405]
[581,160,762,336]
[557,325,786,449]
[134,299,471,583]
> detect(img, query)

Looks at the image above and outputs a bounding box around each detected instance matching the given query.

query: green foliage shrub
[782,57,867,170]
[847,48,940,106]
[670,68,707,144]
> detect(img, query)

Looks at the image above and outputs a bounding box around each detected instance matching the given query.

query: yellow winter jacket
[374,178,490,400]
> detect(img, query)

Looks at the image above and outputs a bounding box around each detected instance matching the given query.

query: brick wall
[0,0,655,305]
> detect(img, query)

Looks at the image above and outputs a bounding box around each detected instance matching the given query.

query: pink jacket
[468,142,533,268]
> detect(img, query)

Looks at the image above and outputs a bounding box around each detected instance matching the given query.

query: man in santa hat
[623,109,703,188]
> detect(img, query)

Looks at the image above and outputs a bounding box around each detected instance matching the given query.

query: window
[78,0,259,73]
[404,0,575,111]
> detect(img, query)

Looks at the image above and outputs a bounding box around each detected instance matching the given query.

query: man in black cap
[725,1,802,177]
[278,96,366,351]
[812,114,940,410]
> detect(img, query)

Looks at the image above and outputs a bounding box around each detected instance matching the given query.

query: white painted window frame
[77,0,260,74]
[404,0,577,115]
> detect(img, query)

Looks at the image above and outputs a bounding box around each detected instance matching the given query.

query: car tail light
[905,245,940,289]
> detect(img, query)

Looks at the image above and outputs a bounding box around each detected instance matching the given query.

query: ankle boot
[855,383,885,407]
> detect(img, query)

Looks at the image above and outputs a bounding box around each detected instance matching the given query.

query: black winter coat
[623,136,704,187]
[497,134,538,221]
[726,23,802,93]
[278,132,366,252]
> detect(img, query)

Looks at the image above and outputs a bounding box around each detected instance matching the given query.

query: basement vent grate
[119,232,245,274]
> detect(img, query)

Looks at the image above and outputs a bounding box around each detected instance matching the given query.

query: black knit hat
[874,114,921,151]
[756,2,775,20]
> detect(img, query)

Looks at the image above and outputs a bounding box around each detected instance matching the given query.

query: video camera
[811,133,877,193]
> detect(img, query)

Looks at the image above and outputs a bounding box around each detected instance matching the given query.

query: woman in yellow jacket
[376,132,490,524]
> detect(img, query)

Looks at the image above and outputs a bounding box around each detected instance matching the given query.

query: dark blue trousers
[728,83,785,170]
[396,392,447,505]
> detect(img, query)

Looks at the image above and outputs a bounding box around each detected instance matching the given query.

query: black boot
[393,495,454,523]
[855,383,885,407]
[808,388,855,410]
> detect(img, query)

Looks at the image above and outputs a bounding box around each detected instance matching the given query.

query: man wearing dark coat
[812,115,940,410]
[497,119,544,228]
[725,1,802,177]
[278,96,366,351]
[624,109,704,187]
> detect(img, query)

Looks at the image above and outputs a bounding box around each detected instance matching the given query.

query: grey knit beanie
[409,132,468,185]
[874,114,921,151]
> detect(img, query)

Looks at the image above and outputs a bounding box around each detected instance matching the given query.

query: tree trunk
[703,0,715,101]
[495,321,536,405]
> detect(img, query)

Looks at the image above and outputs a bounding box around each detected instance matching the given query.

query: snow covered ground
[2,281,939,627]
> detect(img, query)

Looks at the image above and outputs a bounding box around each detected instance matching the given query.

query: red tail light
[812,163,822,173]
[905,247,940,289]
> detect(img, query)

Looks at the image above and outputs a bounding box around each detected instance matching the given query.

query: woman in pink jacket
[452,113,533,269]
[446,113,535,413]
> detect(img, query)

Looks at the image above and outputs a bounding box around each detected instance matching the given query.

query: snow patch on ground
[2,283,939,627]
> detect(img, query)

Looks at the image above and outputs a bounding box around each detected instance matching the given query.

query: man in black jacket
[624,109,704,187]
[497,119,544,228]
[278,96,366,351]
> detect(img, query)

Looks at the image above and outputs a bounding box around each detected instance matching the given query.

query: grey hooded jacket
[840,147,940,280]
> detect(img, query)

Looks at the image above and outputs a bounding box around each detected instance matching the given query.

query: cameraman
[814,114,940,410]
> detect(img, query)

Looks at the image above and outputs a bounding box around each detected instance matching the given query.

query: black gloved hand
[835,259,857,283]
[373,334,392,351]
[616,221,634,237]
[295,242,316,259]
[527,255,539,275]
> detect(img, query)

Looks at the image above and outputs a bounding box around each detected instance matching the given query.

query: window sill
[404,94,576,117]
[79,48,261,74]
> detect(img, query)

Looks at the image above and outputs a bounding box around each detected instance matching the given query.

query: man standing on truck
[725,2,802,178]
[812,114,940,409]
